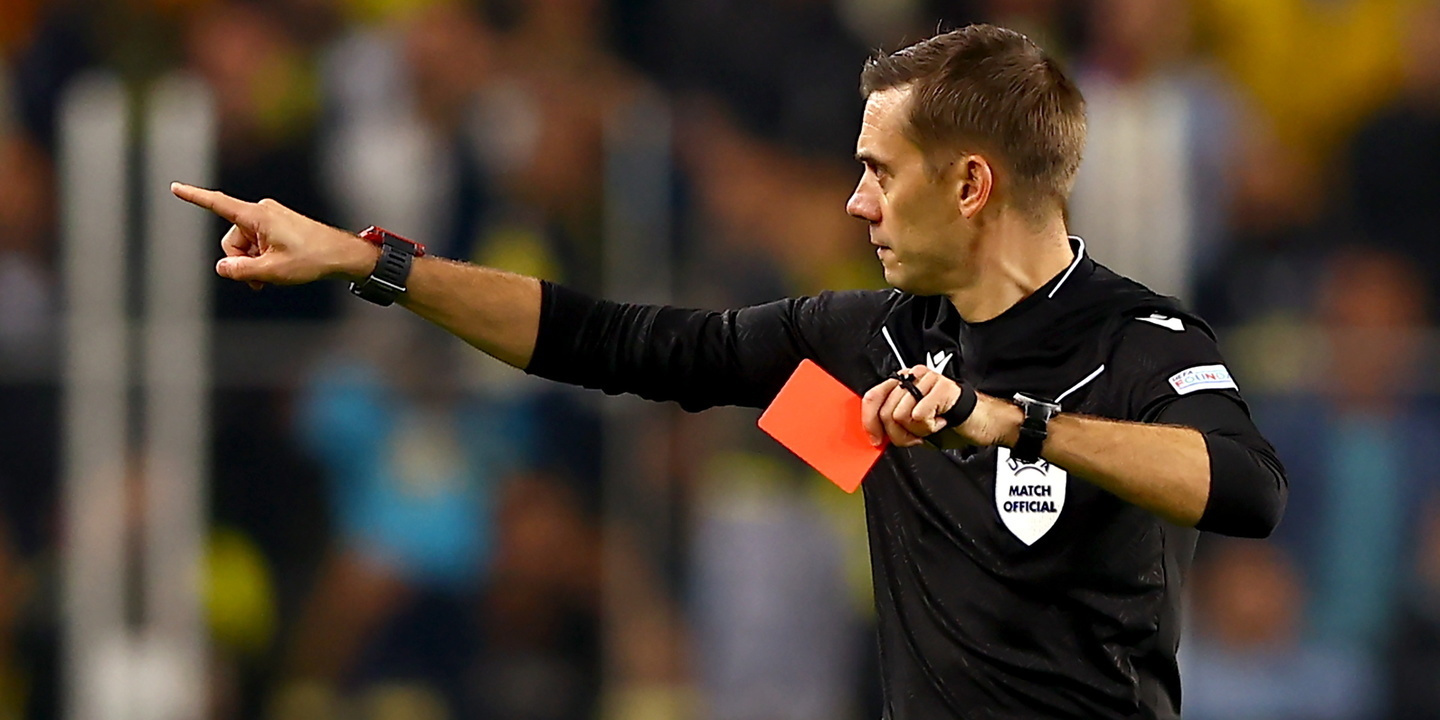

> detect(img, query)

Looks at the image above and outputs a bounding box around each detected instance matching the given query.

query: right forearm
[395,256,543,369]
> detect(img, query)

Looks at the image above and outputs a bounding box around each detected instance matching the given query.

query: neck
[944,210,1075,322]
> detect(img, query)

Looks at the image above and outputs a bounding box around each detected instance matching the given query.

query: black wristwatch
[1011,393,1061,462]
[349,226,426,307]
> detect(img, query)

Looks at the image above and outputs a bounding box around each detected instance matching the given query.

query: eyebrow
[855,151,888,173]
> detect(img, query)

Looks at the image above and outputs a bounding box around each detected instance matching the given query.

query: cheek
[890,196,945,244]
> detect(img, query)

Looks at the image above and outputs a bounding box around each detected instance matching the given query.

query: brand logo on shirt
[925,350,953,376]
[1137,314,1185,332]
[1168,364,1237,395]
[996,446,1066,545]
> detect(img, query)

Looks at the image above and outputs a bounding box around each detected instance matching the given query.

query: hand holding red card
[758,360,887,492]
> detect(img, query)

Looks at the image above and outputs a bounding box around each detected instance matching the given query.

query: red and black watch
[350,226,427,307]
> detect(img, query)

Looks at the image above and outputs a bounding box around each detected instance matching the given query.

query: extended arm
[170,183,860,410]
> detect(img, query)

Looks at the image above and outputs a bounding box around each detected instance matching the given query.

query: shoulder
[780,288,905,332]
[1103,310,1243,420]
[1111,311,1222,361]
[726,289,901,367]
[810,288,906,312]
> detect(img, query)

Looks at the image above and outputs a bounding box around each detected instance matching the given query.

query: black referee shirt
[526,239,1287,719]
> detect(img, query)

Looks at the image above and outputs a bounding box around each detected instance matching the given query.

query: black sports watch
[1011,393,1061,462]
[350,226,426,307]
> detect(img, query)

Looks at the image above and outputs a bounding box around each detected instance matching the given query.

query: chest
[847,315,1154,561]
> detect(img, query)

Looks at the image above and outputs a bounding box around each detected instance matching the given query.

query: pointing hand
[170,183,379,289]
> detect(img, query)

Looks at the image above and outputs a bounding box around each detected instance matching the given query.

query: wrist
[995,402,1024,448]
[348,226,426,307]
[333,230,382,282]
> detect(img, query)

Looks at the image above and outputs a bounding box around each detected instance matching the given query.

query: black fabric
[1153,392,1288,538]
[526,240,1287,719]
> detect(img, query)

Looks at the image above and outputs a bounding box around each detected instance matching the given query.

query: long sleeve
[524,282,888,411]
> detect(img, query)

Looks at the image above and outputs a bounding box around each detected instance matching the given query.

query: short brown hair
[860,24,1086,215]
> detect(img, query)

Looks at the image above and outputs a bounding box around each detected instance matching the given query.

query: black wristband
[939,384,977,428]
[893,372,977,451]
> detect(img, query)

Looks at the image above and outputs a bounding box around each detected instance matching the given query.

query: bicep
[526,284,877,411]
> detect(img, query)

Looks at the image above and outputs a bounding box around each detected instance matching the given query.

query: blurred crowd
[1,0,1439,718]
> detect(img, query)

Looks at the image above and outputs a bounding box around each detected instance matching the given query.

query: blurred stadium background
[2,0,1439,718]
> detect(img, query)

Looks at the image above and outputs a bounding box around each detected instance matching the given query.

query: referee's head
[848,25,1085,296]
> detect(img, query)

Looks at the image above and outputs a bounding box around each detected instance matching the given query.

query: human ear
[955,155,993,219]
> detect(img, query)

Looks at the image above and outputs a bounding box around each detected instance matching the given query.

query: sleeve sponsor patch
[1168,364,1237,394]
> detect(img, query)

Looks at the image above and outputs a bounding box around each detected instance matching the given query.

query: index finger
[862,378,900,445]
[170,182,252,224]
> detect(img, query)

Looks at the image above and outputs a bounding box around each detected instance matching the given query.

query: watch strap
[1011,393,1060,462]
[350,227,425,307]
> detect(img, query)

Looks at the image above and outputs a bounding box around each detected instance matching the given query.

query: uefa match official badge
[995,446,1067,545]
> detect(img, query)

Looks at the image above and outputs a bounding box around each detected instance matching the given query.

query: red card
[758,359,886,492]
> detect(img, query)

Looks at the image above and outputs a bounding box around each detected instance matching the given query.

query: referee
[173,24,1286,720]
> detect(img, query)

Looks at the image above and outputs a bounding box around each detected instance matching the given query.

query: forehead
[856,86,914,157]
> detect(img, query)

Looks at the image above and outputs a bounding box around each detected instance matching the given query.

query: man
[173,24,1286,720]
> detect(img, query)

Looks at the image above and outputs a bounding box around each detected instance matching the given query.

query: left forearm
[996,407,1210,526]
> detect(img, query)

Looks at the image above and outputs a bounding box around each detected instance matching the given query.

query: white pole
[600,88,677,709]
[140,72,215,720]
[59,71,132,720]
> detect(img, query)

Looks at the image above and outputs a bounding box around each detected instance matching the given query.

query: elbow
[1195,482,1286,538]
[1255,480,1289,538]
[1193,436,1289,538]
[1211,485,1286,538]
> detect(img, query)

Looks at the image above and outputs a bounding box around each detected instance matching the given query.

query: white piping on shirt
[1047,235,1087,299]
[881,326,909,369]
[1055,364,1105,405]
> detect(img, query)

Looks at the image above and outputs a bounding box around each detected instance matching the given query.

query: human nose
[847,176,880,223]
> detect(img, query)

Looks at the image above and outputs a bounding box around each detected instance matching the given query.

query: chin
[882,271,918,295]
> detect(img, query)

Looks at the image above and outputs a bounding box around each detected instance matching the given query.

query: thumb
[216,254,276,282]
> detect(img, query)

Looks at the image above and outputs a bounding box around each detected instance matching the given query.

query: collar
[963,235,1092,330]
